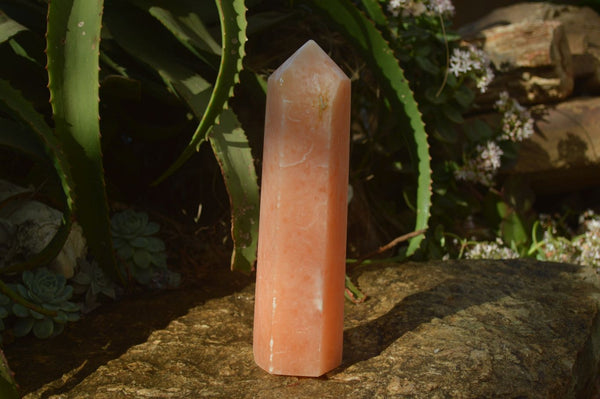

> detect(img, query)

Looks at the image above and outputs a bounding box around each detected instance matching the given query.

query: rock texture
[511,96,600,193]
[25,259,600,399]
[468,96,600,194]
[458,3,600,194]
[473,19,573,106]
[461,2,600,96]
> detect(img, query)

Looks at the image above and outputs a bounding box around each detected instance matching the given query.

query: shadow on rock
[338,259,583,371]
[4,269,253,397]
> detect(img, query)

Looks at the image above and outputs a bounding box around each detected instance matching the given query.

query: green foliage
[208,109,259,273]
[10,268,80,339]
[111,210,177,286]
[100,0,258,272]
[46,0,122,283]
[309,0,432,255]
[0,349,18,399]
[0,80,74,275]
[1,0,258,277]
[152,0,248,184]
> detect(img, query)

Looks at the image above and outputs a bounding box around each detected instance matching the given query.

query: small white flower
[449,45,495,93]
[465,238,519,259]
[454,141,503,186]
[495,91,534,142]
[426,0,455,16]
[477,141,503,171]
[388,0,408,16]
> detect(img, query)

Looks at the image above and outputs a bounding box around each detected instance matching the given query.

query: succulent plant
[10,268,80,339]
[71,258,117,313]
[111,210,172,286]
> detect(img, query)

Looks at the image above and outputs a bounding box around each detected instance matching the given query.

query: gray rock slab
[28,259,600,398]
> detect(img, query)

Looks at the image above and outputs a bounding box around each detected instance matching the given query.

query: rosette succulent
[111,210,170,285]
[71,259,117,313]
[10,268,80,339]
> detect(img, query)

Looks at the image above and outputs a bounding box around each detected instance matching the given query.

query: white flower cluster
[540,210,600,269]
[387,0,454,17]
[495,91,534,142]
[426,0,455,15]
[387,0,409,17]
[541,230,579,264]
[449,45,495,93]
[574,211,600,267]
[465,238,519,260]
[454,141,503,186]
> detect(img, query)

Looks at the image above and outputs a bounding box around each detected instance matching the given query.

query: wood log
[472,20,573,107]
[504,96,600,194]
[460,2,600,93]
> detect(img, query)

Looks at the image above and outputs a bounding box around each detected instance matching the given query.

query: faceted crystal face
[253,40,351,377]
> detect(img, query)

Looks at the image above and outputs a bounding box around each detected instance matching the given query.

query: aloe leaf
[0,349,18,399]
[46,0,123,283]
[103,6,214,122]
[0,9,26,43]
[359,0,387,26]
[152,0,247,185]
[309,0,432,256]
[128,0,222,67]
[0,79,74,273]
[0,116,48,160]
[208,109,259,273]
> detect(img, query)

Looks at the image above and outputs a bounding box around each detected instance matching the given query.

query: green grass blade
[152,0,247,185]
[309,0,432,255]
[208,109,259,273]
[0,79,74,273]
[46,0,123,283]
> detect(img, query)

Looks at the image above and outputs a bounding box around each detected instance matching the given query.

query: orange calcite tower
[253,40,351,377]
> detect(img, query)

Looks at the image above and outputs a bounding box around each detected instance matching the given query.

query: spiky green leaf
[0,9,26,43]
[46,0,123,283]
[152,0,247,184]
[0,116,48,160]
[103,5,214,127]
[208,108,259,273]
[309,0,432,255]
[0,79,74,274]
[129,0,221,67]
[0,349,19,399]
[359,0,387,26]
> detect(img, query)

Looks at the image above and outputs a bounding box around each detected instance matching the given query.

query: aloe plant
[101,0,258,272]
[0,80,74,274]
[308,0,432,255]
[46,0,123,283]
